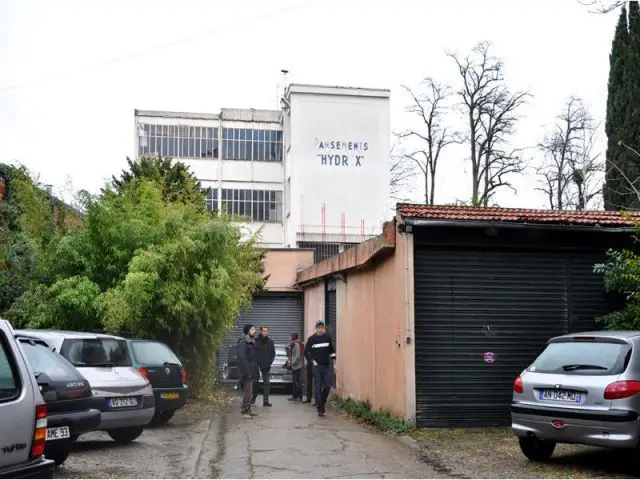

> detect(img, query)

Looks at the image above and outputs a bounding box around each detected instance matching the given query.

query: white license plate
[109,397,139,408]
[46,426,70,441]
[539,389,582,403]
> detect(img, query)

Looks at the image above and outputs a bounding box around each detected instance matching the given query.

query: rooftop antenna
[279,69,290,111]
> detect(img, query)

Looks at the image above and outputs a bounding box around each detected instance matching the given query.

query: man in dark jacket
[304,320,336,417]
[254,325,276,407]
[238,324,259,418]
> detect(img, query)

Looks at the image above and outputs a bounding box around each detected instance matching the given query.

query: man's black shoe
[263,402,272,407]
[318,411,325,417]
[302,399,311,404]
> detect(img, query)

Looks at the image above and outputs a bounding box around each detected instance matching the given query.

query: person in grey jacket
[288,332,305,401]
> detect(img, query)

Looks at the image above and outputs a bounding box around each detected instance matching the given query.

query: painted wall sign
[482,351,496,364]
[314,138,368,167]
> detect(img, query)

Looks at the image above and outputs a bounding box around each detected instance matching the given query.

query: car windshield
[0,332,19,402]
[64,338,131,367]
[19,339,78,381]
[530,339,631,376]
[131,341,180,365]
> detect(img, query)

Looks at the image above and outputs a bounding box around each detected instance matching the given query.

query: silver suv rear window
[530,339,631,376]
[0,332,20,402]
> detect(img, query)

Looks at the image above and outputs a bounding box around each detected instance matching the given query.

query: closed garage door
[414,247,611,428]
[217,292,304,378]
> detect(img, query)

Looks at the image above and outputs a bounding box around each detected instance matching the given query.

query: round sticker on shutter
[482,352,496,364]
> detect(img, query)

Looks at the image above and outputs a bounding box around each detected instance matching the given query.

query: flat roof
[285,83,390,99]
[135,108,282,124]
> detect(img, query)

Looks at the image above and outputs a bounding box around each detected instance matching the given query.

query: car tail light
[137,368,150,385]
[181,368,187,384]
[30,404,47,458]
[604,380,640,400]
[513,376,524,394]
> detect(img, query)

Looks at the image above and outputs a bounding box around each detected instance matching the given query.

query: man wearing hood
[254,325,276,407]
[238,324,259,418]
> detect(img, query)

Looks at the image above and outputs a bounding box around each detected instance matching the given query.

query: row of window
[205,188,283,222]
[137,124,283,162]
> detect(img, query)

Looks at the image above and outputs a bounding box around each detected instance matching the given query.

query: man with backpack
[288,333,304,401]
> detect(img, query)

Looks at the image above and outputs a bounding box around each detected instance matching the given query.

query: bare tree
[396,79,457,205]
[389,143,415,202]
[537,97,603,210]
[449,42,530,207]
[579,0,626,13]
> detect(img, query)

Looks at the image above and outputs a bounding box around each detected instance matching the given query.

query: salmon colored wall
[304,282,324,340]
[263,249,314,291]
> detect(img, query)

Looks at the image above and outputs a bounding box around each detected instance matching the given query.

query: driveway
[216,396,431,478]
[55,396,432,479]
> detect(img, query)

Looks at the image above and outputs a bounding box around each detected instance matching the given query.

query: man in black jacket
[238,324,259,418]
[304,320,336,417]
[254,325,276,407]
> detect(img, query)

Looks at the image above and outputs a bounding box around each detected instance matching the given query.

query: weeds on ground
[330,396,413,435]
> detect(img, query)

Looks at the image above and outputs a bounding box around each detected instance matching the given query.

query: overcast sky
[0,0,619,208]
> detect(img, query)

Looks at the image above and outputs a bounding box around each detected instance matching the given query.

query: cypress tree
[604,4,629,210]
[625,1,640,208]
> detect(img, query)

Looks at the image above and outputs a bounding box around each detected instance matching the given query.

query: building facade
[134,83,390,255]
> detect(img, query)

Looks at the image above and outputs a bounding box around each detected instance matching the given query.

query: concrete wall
[304,282,324,337]
[263,249,314,292]
[299,222,414,420]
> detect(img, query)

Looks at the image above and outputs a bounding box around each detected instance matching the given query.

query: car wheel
[70,434,79,443]
[107,426,144,444]
[46,441,72,466]
[518,436,556,461]
[150,410,175,426]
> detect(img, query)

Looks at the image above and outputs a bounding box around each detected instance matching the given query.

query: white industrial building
[134,83,390,260]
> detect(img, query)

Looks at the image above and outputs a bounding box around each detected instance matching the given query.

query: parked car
[124,339,188,426]
[262,344,292,387]
[221,342,239,381]
[0,320,55,479]
[17,330,155,444]
[511,331,640,463]
[15,334,101,465]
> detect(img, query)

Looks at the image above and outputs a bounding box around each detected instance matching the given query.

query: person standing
[303,335,314,405]
[288,333,304,401]
[238,324,259,418]
[304,320,336,417]
[254,325,276,407]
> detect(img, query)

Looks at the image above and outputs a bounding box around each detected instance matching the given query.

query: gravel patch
[414,428,637,479]
[54,394,232,479]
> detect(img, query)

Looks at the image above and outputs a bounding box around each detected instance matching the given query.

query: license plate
[46,426,70,441]
[160,392,180,399]
[539,389,582,403]
[108,397,138,408]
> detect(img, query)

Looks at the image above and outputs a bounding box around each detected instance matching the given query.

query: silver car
[0,319,55,478]
[511,331,640,461]
[17,330,155,444]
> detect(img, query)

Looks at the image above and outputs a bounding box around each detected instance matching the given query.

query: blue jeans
[312,364,332,412]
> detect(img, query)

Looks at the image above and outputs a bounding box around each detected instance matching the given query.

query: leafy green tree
[8,179,264,396]
[595,248,640,328]
[110,156,205,209]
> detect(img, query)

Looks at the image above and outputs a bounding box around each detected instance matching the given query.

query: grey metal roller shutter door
[217,293,304,375]
[413,248,610,428]
[326,289,337,350]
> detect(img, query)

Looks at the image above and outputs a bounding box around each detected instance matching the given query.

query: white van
[18,330,155,444]
[0,320,55,478]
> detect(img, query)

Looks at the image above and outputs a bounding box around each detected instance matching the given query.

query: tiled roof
[397,204,640,227]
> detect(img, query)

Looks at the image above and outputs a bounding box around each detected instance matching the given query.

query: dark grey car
[512,331,640,463]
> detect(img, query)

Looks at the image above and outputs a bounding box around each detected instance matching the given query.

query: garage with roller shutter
[296,205,638,428]
[407,210,632,428]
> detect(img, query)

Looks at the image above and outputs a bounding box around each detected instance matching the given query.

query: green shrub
[331,396,412,435]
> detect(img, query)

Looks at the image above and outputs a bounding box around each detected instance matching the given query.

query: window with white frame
[221,188,283,222]
[205,187,218,213]
[221,128,283,162]
[138,124,219,159]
